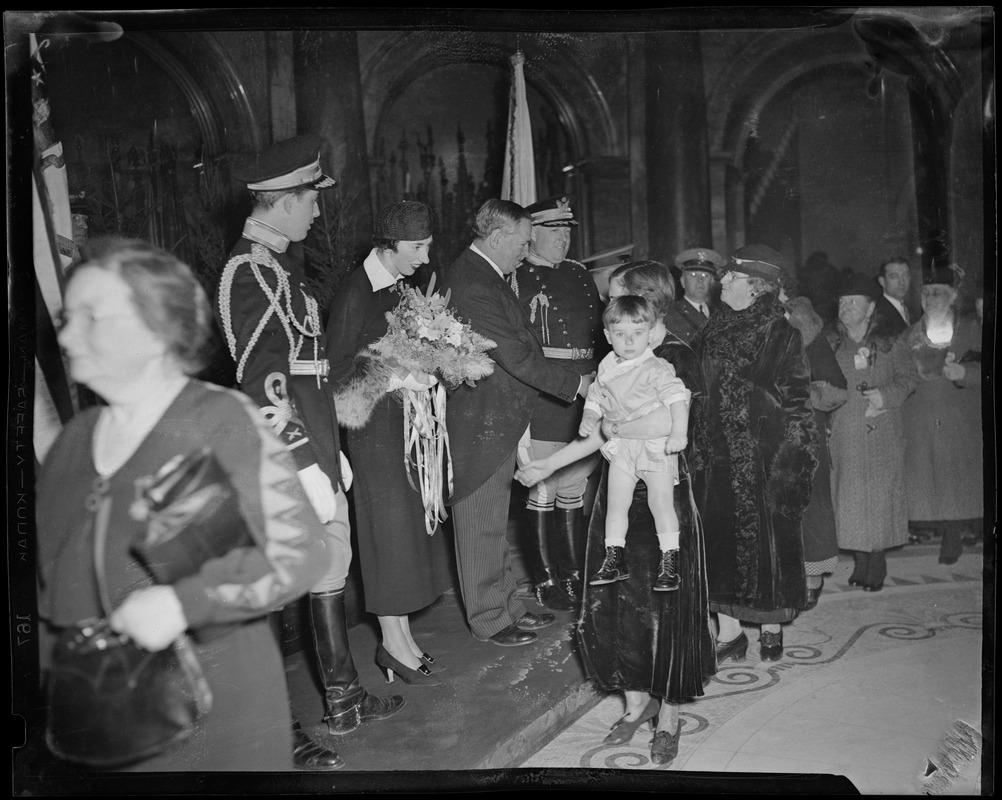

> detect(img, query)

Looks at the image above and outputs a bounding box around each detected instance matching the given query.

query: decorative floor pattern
[521,548,986,795]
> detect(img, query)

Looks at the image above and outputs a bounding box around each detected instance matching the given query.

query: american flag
[500,50,537,209]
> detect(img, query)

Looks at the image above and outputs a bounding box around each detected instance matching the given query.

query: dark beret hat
[374,201,434,241]
[231,133,335,191]
[836,272,881,299]
[728,243,791,284]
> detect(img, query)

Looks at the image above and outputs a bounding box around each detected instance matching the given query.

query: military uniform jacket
[515,256,602,442]
[216,234,343,489]
[439,248,581,504]
[664,296,713,345]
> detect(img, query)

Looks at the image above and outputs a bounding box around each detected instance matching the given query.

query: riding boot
[554,507,586,603]
[309,591,405,736]
[523,510,575,611]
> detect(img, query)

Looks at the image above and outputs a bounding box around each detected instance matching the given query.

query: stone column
[644,31,713,265]
[293,30,373,243]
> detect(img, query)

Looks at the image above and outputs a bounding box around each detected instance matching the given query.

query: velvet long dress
[36,380,331,771]
[327,265,452,616]
[578,335,717,703]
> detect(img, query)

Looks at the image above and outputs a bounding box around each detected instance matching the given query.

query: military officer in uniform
[663,247,727,345]
[515,196,602,610]
[216,134,403,769]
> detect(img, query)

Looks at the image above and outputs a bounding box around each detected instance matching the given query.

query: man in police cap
[514,196,602,610]
[664,247,727,345]
[216,134,402,770]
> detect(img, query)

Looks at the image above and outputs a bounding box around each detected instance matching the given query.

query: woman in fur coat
[326,201,452,686]
[691,244,819,662]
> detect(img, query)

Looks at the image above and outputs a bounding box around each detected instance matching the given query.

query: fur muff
[810,380,847,413]
[766,439,818,520]
[331,348,395,429]
[785,296,823,346]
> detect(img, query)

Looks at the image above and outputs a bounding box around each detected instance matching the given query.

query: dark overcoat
[439,247,580,504]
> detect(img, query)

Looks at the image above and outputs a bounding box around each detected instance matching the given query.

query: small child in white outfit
[580,295,691,592]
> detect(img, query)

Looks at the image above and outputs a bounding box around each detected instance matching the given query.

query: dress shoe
[803,577,824,611]
[759,630,783,661]
[938,555,960,565]
[375,644,442,686]
[590,545,629,585]
[847,576,864,587]
[535,580,576,612]
[862,582,884,592]
[515,612,556,631]
[420,652,435,664]
[292,720,344,770]
[650,721,681,766]
[714,631,749,663]
[653,549,681,592]
[603,697,660,745]
[481,624,537,647]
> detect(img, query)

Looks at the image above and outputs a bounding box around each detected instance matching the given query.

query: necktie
[700,304,709,318]
[902,306,910,324]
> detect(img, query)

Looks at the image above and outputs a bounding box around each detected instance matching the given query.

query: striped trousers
[451,448,526,639]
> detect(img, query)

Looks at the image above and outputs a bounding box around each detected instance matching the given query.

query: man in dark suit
[874,256,913,335]
[440,199,594,646]
[663,247,726,344]
[216,134,402,768]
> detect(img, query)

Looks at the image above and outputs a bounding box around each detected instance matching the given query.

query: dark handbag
[44,474,213,768]
[45,619,212,768]
[130,447,254,584]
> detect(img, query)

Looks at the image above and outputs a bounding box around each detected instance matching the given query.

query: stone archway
[356,31,620,260]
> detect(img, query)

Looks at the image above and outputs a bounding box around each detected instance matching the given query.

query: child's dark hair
[603,295,656,328]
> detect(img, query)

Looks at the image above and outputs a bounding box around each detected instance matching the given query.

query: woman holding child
[517,260,715,767]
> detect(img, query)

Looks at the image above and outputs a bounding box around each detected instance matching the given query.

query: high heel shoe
[420,652,435,665]
[603,697,660,745]
[759,630,783,661]
[650,720,681,766]
[375,644,442,686]
[714,631,749,663]
[803,577,824,611]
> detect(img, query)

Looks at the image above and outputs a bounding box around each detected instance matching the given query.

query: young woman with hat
[825,271,918,592]
[327,201,452,686]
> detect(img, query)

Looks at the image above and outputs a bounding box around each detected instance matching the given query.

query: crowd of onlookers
[35,134,985,772]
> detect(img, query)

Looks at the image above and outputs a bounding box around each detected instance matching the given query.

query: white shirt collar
[605,347,657,372]
[684,296,707,313]
[884,294,906,315]
[470,243,506,279]
[242,217,291,254]
[363,248,400,292]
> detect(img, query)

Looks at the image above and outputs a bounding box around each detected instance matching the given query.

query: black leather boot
[554,508,586,602]
[309,591,405,736]
[523,510,575,611]
[292,718,344,770]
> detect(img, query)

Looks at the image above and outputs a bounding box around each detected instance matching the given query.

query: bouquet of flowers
[367,273,496,391]
[365,274,495,534]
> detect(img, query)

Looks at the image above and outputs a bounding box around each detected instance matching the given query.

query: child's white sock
[656,530,680,553]
[605,537,627,549]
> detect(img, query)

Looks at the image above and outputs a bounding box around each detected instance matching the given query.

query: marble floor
[521,545,987,795]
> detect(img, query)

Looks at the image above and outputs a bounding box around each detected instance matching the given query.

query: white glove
[110,586,187,651]
[297,463,338,524]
